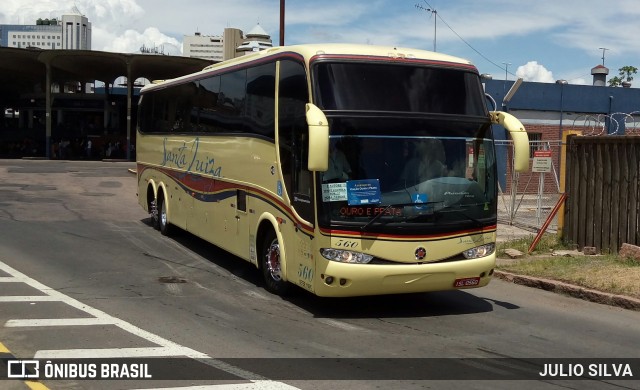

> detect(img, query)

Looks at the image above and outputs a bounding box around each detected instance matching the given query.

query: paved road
[0,160,638,390]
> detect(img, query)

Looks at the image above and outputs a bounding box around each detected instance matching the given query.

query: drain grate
[158,276,187,284]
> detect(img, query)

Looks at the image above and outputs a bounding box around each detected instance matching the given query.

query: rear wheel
[158,194,172,236]
[150,197,160,230]
[261,229,289,296]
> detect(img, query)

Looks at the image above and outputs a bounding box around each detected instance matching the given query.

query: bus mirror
[305,103,329,171]
[490,111,530,172]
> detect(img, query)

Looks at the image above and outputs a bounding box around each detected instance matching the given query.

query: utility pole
[280,0,285,46]
[502,62,511,92]
[415,3,437,51]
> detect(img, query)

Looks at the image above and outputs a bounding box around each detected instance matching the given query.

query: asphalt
[12,159,640,311]
[495,223,640,311]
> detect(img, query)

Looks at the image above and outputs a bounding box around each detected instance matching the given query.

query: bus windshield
[313,61,496,233]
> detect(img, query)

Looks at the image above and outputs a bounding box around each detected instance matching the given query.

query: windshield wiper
[361,201,442,231]
[439,206,484,226]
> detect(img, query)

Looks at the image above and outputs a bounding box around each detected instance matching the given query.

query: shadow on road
[141,217,520,319]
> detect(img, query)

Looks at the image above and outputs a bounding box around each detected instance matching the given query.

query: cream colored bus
[136,44,529,297]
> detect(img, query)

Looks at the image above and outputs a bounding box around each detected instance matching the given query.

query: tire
[158,195,172,236]
[261,229,289,296]
[150,197,160,230]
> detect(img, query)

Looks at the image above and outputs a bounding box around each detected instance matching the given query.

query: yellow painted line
[0,341,51,390]
[25,381,49,390]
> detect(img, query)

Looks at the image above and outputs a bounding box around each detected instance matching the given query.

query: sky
[2,0,640,86]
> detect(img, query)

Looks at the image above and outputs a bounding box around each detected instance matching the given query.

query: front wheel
[261,230,289,296]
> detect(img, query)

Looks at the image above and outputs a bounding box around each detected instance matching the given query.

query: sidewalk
[494,223,640,311]
[496,223,535,243]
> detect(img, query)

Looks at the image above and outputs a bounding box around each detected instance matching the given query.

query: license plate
[454,277,480,288]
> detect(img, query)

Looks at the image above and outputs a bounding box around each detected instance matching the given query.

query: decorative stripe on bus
[310,54,479,72]
[138,164,496,243]
[142,52,305,93]
[138,163,315,236]
[319,225,497,242]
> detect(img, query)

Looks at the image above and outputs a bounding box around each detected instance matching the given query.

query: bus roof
[141,43,476,92]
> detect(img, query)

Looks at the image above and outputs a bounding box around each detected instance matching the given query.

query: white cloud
[1,0,181,54]
[516,61,555,83]
[101,27,181,55]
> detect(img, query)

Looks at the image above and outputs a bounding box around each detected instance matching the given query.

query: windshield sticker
[412,193,428,209]
[322,182,348,202]
[347,179,381,206]
[477,146,486,169]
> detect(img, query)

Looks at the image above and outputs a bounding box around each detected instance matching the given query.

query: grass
[496,234,640,299]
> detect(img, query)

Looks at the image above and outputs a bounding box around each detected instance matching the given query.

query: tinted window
[217,70,246,133]
[245,62,276,138]
[197,76,222,133]
[139,82,197,133]
[278,59,314,223]
[139,63,276,139]
[315,62,486,116]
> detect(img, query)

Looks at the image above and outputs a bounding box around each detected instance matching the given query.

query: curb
[494,270,640,311]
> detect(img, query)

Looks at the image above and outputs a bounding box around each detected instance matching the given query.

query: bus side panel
[280,222,316,294]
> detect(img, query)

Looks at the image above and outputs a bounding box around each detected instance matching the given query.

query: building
[183,31,227,62]
[183,24,271,62]
[483,64,640,195]
[0,6,91,50]
[236,24,273,55]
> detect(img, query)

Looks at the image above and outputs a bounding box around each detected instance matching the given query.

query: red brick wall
[502,124,586,194]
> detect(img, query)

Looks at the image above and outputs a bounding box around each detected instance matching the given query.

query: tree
[608,66,638,87]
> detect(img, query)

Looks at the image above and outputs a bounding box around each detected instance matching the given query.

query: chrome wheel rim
[161,201,167,227]
[265,240,282,281]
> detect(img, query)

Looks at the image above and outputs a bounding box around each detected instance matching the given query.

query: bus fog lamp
[462,243,495,259]
[321,248,373,264]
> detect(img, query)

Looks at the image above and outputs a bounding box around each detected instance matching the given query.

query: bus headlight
[321,248,373,264]
[462,243,495,259]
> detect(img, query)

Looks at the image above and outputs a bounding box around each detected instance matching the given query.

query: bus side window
[245,62,276,139]
[278,59,314,224]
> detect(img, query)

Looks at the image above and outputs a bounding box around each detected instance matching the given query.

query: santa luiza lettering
[161,137,222,177]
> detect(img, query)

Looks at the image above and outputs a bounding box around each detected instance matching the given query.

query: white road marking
[131,381,300,390]
[0,260,208,359]
[35,347,189,359]
[316,318,367,332]
[0,260,301,389]
[0,296,59,302]
[5,318,115,327]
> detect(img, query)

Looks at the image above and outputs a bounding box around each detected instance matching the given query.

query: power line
[416,1,516,76]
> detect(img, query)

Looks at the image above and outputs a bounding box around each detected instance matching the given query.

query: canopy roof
[0,47,213,105]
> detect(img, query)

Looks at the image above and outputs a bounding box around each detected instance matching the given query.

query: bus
[136,44,529,297]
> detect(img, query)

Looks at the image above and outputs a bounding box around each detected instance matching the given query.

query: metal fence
[496,140,563,232]
[497,111,640,240]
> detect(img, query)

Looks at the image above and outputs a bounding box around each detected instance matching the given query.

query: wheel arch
[156,181,170,213]
[145,179,158,212]
[255,213,288,280]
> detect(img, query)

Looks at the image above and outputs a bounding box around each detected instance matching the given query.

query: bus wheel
[150,198,160,230]
[261,230,289,296]
[158,196,172,236]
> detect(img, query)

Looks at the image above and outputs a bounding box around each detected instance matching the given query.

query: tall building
[0,6,91,50]
[183,31,226,62]
[237,24,273,55]
[183,24,271,62]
